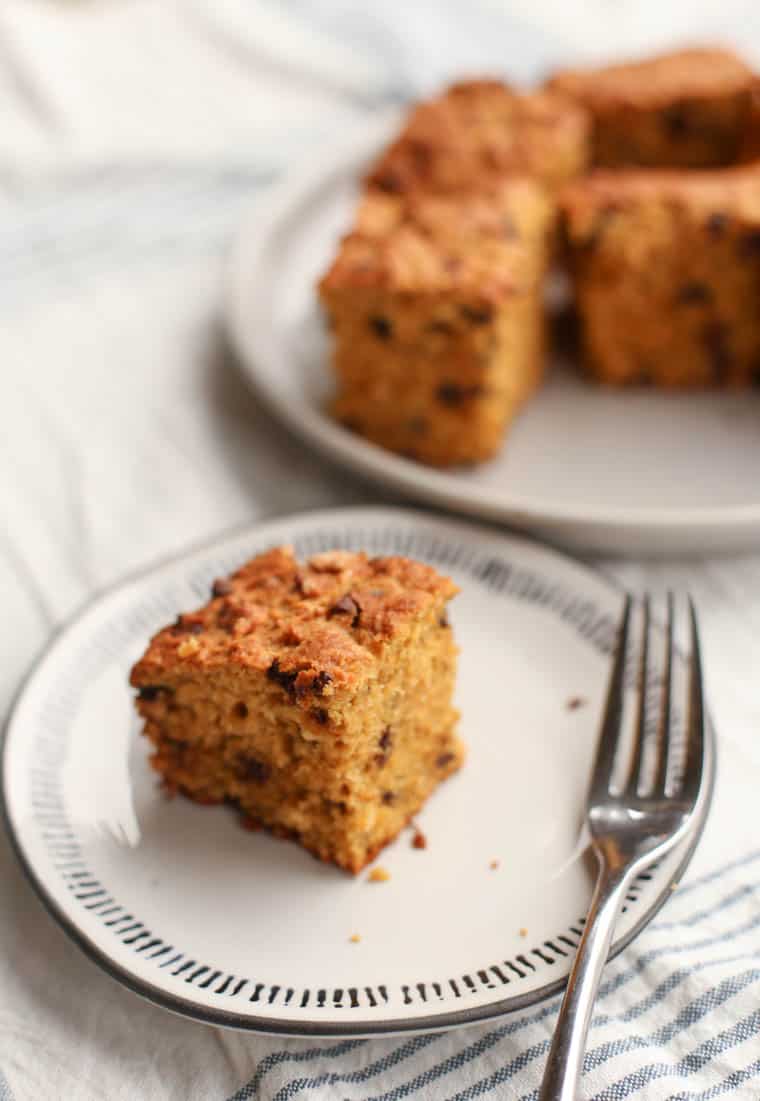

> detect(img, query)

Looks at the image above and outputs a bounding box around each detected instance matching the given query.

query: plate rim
[0,505,717,1037]
[223,107,760,542]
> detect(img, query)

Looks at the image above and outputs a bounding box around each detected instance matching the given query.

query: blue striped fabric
[228,853,760,1100]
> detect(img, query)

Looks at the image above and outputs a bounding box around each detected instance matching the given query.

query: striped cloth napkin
[2,2,760,1098]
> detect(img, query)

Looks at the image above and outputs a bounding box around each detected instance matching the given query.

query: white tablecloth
[3,3,760,1098]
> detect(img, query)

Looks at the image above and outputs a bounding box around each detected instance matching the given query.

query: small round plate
[225,109,760,556]
[1,507,714,1036]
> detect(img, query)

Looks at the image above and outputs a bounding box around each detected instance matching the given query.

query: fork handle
[538,852,631,1101]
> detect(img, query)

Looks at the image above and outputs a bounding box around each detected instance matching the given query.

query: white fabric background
[3,2,760,1098]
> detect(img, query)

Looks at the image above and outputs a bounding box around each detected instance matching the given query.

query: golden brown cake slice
[560,165,760,387]
[318,182,553,466]
[130,547,463,874]
[366,78,590,195]
[547,47,754,169]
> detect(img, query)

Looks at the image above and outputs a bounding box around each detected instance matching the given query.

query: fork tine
[652,592,674,796]
[591,594,632,798]
[681,596,706,801]
[626,595,650,795]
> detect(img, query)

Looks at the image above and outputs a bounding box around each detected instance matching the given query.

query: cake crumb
[489,859,500,870]
[368,866,391,883]
[349,934,361,943]
[671,881,679,892]
[411,827,427,850]
[566,696,587,711]
[519,927,528,937]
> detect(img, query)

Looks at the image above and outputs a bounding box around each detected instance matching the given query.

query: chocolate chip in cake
[428,318,455,335]
[439,611,450,628]
[267,658,298,696]
[233,701,249,719]
[137,684,168,701]
[311,671,333,696]
[738,230,760,259]
[375,726,393,767]
[460,304,494,325]
[312,707,330,726]
[375,170,402,194]
[703,321,734,379]
[171,615,204,636]
[436,382,484,407]
[706,212,728,238]
[211,578,233,598]
[408,138,432,169]
[381,791,396,806]
[661,103,690,138]
[216,601,243,632]
[328,594,361,628]
[236,755,271,783]
[369,315,393,340]
[676,281,712,306]
[436,752,455,769]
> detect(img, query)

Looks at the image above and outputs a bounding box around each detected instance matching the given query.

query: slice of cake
[366,78,590,195]
[318,182,553,465]
[560,165,760,387]
[130,546,463,874]
[547,47,754,169]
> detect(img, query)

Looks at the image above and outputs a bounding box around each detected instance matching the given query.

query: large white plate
[225,109,760,556]
[1,507,713,1035]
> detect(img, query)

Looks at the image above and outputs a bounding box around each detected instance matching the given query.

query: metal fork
[538,594,709,1101]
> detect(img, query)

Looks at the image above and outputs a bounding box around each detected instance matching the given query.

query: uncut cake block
[130,547,463,874]
[318,182,553,466]
[560,165,760,387]
[366,78,590,195]
[547,47,754,169]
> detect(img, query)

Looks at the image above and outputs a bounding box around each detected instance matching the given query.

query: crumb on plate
[368,866,391,883]
[412,827,427,850]
[566,696,587,711]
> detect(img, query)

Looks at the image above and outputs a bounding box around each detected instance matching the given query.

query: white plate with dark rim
[225,109,760,557]
[1,507,714,1036]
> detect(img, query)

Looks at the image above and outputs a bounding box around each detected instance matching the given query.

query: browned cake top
[318,182,551,297]
[130,546,457,702]
[548,47,753,110]
[561,164,760,244]
[366,78,589,194]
